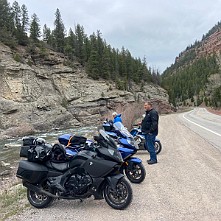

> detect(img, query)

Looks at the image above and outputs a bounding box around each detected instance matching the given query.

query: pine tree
[53,8,65,53]
[0,0,15,46]
[64,28,76,60]
[75,24,86,64]
[12,1,27,45]
[21,4,28,33]
[87,34,99,79]
[30,13,41,42]
[12,1,21,31]
[42,24,51,43]
[101,45,112,79]
[20,4,28,45]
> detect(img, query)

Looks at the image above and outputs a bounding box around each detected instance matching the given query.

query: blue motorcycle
[130,125,162,154]
[103,120,162,154]
[58,129,146,184]
[102,121,146,183]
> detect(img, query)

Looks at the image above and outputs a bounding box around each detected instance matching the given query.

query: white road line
[183,111,221,137]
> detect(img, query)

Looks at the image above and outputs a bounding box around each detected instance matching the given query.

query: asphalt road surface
[181,108,221,151]
[6,110,221,221]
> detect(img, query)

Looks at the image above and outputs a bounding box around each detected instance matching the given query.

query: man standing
[141,101,159,165]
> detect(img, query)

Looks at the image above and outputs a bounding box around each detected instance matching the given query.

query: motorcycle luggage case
[22,136,36,146]
[16,160,48,184]
[20,136,36,157]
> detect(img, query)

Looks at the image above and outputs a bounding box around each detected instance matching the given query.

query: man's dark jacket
[141,108,159,135]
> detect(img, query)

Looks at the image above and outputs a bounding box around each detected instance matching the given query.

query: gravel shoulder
[3,113,221,221]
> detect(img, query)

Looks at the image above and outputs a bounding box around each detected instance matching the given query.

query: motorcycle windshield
[113,122,133,138]
[98,129,123,163]
[99,129,118,149]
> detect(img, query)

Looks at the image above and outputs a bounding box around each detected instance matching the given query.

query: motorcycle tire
[104,177,132,210]
[27,184,54,208]
[125,162,146,183]
[144,141,162,155]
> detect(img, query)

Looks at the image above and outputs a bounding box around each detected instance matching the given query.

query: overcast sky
[8,0,221,73]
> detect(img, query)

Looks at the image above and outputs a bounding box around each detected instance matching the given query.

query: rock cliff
[0,43,172,139]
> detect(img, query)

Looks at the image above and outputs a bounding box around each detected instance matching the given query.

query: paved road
[6,112,221,221]
[180,108,221,151]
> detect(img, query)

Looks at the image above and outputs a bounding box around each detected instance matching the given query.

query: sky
[8,0,221,73]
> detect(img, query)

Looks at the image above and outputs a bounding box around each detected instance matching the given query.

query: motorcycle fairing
[126,157,142,164]
[83,157,117,178]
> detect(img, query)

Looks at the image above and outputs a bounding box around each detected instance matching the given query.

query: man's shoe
[147,160,157,165]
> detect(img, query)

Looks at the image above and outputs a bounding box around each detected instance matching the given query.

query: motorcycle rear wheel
[125,162,146,183]
[154,141,162,154]
[144,141,162,154]
[104,177,132,210]
[27,184,54,208]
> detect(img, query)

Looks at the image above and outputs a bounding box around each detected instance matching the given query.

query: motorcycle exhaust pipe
[23,181,59,198]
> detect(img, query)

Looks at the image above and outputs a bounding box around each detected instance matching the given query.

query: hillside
[161,22,221,108]
[0,42,172,140]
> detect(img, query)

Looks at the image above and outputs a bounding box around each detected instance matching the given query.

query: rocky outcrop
[0,43,172,139]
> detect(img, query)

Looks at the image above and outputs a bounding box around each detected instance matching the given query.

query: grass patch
[0,183,30,221]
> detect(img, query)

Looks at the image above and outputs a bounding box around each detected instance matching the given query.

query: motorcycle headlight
[128,138,139,149]
[127,139,135,146]
[107,149,114,155]
[116,151,123,162]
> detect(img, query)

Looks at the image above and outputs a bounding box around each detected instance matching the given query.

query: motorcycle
[101,121,146,183]
[103,120,162,154]
[16,130,133,210]
[58,129,146,184]
[130,125,162,154]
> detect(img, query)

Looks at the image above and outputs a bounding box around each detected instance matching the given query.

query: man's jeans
[144,133,157,161]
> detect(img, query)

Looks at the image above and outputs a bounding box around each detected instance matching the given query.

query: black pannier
[20,137,52,162]
[22,136,36,146]
[20,136,36,157]
[16,160,48,184]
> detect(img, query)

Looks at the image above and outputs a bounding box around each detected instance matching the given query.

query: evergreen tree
[64,28,76,60]
[12,1,21,30]
[30,13,41,42]
[87,33,99,79]
[101,45,112,79]
[21,4,28,33]
[42,24,51,42]
[19,4,29,45]
[0,0,15,46]
[75,24,86,64]
[12,1,27,45]
[53,8,65,52]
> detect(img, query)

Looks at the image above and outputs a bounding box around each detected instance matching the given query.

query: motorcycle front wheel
[104,177,132,210]
[27,183,54,208]
[125,162,146,183]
